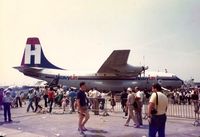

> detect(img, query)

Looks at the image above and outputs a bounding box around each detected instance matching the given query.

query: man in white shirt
[91,88,101,115]
[135,87,144,125]
[3,90,13,122]
[148,83,168,137]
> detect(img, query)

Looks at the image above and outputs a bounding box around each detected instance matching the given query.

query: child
[61,95,68,113]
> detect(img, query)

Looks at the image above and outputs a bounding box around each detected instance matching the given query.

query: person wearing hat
[3,90,13,122]
[124,87,140,128]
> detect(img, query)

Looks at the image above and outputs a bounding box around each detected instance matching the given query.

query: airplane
[14,37,183,92]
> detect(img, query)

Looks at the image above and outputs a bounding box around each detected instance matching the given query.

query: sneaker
[8,120,13,123]
[78,128,82,131]
[82,127,87,131]
[134,125,140,128]
[78,128,85,136]
[124,123,129,126]
[123,116,127,119]
[79,131,85,136]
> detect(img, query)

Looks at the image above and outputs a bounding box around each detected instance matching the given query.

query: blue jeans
[3,102,12,121]
[27,99,34,112]
[149,114,166,137]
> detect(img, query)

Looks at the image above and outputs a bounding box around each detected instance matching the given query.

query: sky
[0,0,200,86]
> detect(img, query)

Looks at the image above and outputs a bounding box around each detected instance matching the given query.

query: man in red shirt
[48,87,55,113]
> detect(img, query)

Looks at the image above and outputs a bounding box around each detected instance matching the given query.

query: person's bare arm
[147,102,155,123]
[148,102,155,117]
[77,99,81,112]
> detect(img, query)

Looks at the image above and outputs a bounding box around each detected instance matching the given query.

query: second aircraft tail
[97,50,130,73]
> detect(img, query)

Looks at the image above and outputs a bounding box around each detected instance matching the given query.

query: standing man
[135,87,144,126]
[3,90,13,122]
[68,88,77,113]
[124,87,139,128]
[27,89,35,112]
[48,87,55,113]
[191,89,199,119]
[120,88,128,118]
[77,82,90,135]
[43,86,49,108]
[15,90,22,108]
[148,83,168,137]
[34,87,42,112]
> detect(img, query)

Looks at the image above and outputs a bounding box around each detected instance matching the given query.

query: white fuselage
[26,68,183,91]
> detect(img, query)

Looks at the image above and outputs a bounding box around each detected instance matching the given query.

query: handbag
[151,92,158,115]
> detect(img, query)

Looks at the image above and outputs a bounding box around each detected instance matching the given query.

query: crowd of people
[169,88,200,105]
[0,83,199,137]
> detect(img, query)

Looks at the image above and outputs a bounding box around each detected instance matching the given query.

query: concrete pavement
[0,105,199,137]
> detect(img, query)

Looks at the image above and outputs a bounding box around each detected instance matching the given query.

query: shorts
[78,106,88,116]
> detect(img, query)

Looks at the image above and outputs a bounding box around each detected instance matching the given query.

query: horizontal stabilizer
[13,66,43,73]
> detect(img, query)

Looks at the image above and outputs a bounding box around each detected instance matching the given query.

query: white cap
[127,87,132,92]
[6,91,11,94]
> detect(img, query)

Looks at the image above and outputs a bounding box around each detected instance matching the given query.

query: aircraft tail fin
[97,50,130,73]
[19,37,63,70]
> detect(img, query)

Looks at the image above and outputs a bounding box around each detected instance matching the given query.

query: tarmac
[0,105,200,137]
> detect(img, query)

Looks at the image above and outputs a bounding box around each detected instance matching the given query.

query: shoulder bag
[151,92,158,115]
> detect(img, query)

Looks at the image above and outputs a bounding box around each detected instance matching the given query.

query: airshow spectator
[110,91,116,112]
[124,87,139,128]
[77,82,90,136]
[48,87,55,113]
[68,88,77,113]
[61,94,68,113]
[135,87,144,126]
[3,90,13,122]
[34,87,42,112]
[15,90,22,107]
[191,89,199,119]
[148,83,168,137]
[99,91,106,110]
[0,88,4,110]
[27,89,35,112]
[43,86,49,108]
[120,88,128,118]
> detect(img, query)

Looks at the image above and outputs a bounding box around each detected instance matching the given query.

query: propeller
[142,56,148,77]
[142,66,148,77]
